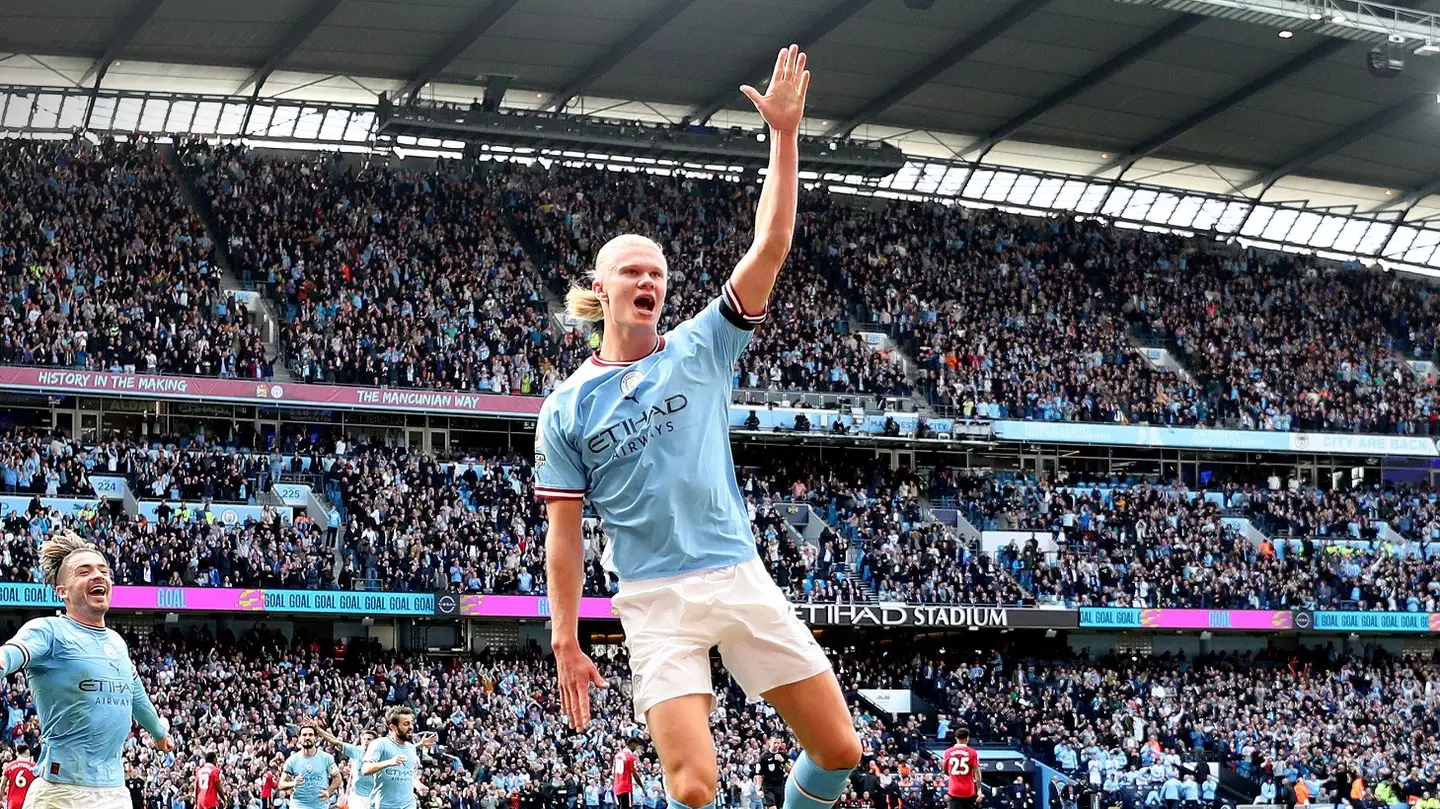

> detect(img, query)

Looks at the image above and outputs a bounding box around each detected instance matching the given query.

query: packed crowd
[975,478,1440,611]
[4,136,1440,435]
[0,139,270,378]
[323,448,614,596]
[739,454,1029,606]
[1111,251,1439,434]
[1,501,333,590]
[913,644,1440,809]
[187,145,583,395]
[840,209,1205,426]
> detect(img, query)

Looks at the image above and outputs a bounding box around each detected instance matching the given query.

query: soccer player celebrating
[304,720,378,809]
[363,708,436,809]
[4,745,35,809]
[280,727,342,809]
[538,43,861,809]
[195,752,224,809]
[0,530,173,809]
[942,728,982,809]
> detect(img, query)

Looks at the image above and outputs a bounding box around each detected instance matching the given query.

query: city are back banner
[991,420,1440,458]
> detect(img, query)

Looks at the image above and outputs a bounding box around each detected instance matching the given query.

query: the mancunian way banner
[0,367,544,417]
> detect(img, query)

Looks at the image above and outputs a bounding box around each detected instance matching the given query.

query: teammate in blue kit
[303,720,376,809]
[280,727,342,809]
[0,530,173,809]
[363,708,435,809]
[538,45,861,809]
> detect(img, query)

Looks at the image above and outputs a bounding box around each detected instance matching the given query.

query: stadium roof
[4,0,1440,207]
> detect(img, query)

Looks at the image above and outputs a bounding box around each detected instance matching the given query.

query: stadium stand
[0,140,1429,440]
[185,144,584,395]
[0,139,270,379]
[9,429,1440,611]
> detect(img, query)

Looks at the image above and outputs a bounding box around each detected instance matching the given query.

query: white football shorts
[613,556,832,723]
[24,779,130,809]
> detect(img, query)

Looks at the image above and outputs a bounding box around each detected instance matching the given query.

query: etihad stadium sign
[792,603,1080,629]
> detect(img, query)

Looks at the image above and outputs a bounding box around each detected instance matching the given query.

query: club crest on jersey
[620,370,643,397]
[102,642,118,659]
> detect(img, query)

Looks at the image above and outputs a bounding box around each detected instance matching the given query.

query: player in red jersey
[942,727,982,809]
[612,738,641,809]
[195,752,224,809]
[3,745,35,809]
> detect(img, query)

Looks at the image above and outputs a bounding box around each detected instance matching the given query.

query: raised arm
[728,44,811,317]
[302,718,343,749]
[546,498,608,729]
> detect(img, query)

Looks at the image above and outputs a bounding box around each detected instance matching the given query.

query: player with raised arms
[538,44,861,809]
[0,530,173,809]
[303,719,378,809]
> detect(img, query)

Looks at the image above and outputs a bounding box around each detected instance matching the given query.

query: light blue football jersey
[344,743,375,799]
[535,287,762,582]
[284,749,339,809]
[0,616,167,787]
[364,736,419,809]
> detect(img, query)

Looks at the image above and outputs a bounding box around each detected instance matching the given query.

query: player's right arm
[0,619,54,675]
[277,757,303,791]
[727,44,808,323]
[360,740,400,777]
[535,399,607,731]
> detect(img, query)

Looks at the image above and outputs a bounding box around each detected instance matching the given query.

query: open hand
[554,640,608,730]
[741,44,810,135]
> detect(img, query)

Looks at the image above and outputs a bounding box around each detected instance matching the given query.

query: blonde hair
[40,529,102,587]
[564,234,665,323]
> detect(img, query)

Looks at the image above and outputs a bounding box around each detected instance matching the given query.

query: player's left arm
[129,671,172,751]
[726,44,810,321]
[321,761,341,800]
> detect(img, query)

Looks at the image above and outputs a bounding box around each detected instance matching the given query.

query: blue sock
[666,798,715,809]
[785,751,854,809]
